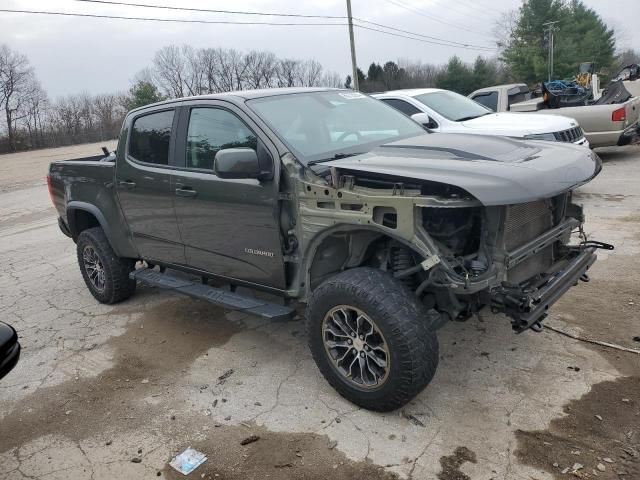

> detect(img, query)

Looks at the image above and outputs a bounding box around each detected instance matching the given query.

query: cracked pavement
[1,142,639,479]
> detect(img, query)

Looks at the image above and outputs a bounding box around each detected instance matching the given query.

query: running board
[131,268,295,321]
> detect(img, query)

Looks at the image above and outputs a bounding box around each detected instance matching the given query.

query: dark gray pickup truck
[49,87,609,411]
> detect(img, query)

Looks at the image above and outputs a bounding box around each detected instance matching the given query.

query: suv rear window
[129,110,175,165]
[381,98,422,116]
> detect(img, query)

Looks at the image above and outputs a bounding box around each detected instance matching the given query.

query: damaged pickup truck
[48,88,609,411]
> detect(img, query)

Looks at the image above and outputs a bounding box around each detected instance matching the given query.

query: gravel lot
[0,142,638,480]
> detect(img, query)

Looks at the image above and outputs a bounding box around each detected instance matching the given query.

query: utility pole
[543,21,559,82]
[346,0,359,90]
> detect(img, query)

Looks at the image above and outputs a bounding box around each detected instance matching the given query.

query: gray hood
[324,133,601,205]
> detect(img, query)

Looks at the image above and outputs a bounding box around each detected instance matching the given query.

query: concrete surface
[0,144,638,480]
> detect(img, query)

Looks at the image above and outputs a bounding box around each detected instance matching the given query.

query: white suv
[373,88,589,148]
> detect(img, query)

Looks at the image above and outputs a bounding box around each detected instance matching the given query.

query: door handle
[175,186,197,198]
[118,180,136,189]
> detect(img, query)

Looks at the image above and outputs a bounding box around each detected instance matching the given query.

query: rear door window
[129,110,175,165]
[472,91,498,111]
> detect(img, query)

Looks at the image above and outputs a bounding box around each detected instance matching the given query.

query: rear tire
[76,227,136,304]
[306,267,439,412]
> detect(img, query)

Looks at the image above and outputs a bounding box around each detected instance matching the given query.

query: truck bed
[510,96,640,148]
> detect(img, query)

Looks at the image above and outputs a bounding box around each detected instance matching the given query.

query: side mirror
[0,322,20,381]
[214,148,262,179]
[411,113,438,130]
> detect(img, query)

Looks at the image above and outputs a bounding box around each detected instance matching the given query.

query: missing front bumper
[489,246,598,333]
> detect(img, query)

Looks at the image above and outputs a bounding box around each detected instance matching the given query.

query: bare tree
[397,59,442,88]
[244,50,278,89]
[0,44,36,151]
[276,59,301,87]
[152,45,187,98]
[298,60,323,87]
[21,80,48,148]
[493,10,518,53]
[319,71,343,88]
[0,43,346,153]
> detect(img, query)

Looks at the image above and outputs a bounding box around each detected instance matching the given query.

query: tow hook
[580,240,614,251]
[530,320,544,333]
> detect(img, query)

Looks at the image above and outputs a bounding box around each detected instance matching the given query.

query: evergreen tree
[126,81,165,110]
[502,0,615,84]
[435,56,475,94]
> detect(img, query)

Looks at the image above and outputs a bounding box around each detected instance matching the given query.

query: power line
[354,18,495,50]
[354,24,497,51]
[73,0,345,19]
[0,8,498,52]
[73,0,495,48]
[439,0,496,21]
[0,9,346,26]
[381,0,495,38]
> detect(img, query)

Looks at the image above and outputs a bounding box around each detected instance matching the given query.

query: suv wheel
[76,227,136,304]
[307,267,439,411]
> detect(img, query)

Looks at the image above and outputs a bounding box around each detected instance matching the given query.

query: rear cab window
[506,85,532,110]
[128,110,175,165]
[471,91,498,111]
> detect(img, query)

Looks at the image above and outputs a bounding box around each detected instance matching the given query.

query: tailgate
[625,97,640,125]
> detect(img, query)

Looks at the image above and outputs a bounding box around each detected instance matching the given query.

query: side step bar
[131,268,295,321]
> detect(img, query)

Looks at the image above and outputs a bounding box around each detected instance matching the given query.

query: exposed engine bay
[278,151,611,334]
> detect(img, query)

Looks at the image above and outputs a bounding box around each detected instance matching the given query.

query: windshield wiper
[456,112,491,122]
[307,152,364,166]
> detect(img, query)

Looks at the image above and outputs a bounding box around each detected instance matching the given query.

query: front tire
[306,267,439,411]
[76,227,136,304]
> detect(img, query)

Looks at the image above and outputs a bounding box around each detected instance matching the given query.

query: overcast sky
[1,0,638,98]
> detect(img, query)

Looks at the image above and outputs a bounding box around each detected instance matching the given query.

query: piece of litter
[131,457,142,463]
[553,462,559,467]
[595,414,603,421]
[240,422,251,428]
[622,398,630,403]
[217,369,234,384]
[169,448,207,476]
[240,435,260,446]
[141,379,149,384]
[65,410,72,415]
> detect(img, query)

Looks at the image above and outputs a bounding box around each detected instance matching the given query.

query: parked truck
[469,83,640,148]
[48,88,610,411]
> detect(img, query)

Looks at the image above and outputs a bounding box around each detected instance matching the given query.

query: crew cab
[48,88,608,411]
[469,83,640,148]
[374,88,589,147]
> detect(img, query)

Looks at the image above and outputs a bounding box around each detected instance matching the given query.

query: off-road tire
[306,267,439,411]
[76,227,136,304]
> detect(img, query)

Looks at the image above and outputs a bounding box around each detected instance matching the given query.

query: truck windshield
[247,90,425,164]
[414,90,492,122]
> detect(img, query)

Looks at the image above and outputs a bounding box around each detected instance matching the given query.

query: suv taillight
[612,107,626,122]
[46,175,55,206]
